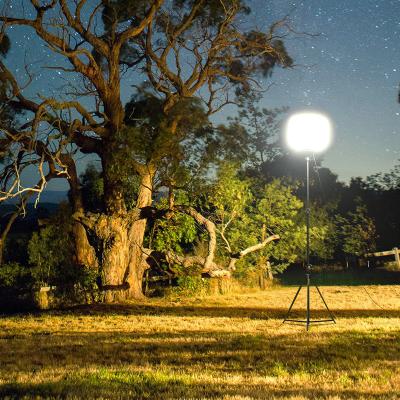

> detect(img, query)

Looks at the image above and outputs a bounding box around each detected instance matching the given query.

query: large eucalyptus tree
[0,0,292,300]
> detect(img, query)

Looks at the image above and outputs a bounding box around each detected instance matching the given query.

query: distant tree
[261,155,345,208]
[342,168,400,251]
[366,162,400,190]
[364,163,400,249]
[337,199,376,264]
[212,92,287,167]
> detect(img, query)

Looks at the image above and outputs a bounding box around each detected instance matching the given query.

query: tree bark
[77,170,154,302]
[125,169,155,299]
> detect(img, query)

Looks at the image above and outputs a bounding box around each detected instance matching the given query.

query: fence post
[394,247,400,269]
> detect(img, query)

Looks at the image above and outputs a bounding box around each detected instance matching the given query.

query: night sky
[5,0,400,188]
[249,0,400,181]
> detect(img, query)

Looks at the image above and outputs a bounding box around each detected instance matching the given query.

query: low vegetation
[1,285,399,399]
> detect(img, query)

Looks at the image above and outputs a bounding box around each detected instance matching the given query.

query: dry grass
[0,285,400,399]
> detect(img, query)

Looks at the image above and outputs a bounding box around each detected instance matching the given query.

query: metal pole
[306,156,311,331]
[283,155,335,329]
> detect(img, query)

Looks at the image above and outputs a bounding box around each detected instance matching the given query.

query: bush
[171,275,210,297]
[27,203,99,294]
[28,225,74,286]
[3,233,30,266]
[0,262,31,289]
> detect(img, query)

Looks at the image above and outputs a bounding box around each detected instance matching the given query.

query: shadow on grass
[1,327,399,373]
[1,317,399,398]
[1,379,398,399]
[60,303,400,319]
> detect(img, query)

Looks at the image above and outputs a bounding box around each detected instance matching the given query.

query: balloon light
[285,112,332,153]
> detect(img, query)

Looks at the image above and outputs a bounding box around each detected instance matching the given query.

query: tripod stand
[283,266,336,330]
[283,156,335,330]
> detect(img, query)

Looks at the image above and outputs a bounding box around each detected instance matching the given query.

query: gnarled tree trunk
[74,170,154,302]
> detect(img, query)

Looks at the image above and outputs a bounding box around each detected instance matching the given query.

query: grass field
[1,285,400,399]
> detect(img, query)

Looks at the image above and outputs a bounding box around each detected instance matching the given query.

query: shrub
[0,262,30,289]
[27,203,99,293]
[28,224,74,286]
[171,275,210,297]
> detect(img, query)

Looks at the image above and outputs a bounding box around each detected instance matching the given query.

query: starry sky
[4,0,400,189]
[248,0,400,182]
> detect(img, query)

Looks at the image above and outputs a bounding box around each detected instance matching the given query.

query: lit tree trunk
[79,168,154,302]
[125,171,154,299]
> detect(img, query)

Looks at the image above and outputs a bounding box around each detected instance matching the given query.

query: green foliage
[152,196,198,255]
[252,180,305,270]
[206,164,306,276]
[124,92,211,187]
[0,262,30,288]
[338,199,376,257]
[308,206,337,261]
[3,232,30,265]
[27,204,98,290]
[80,164,104,212]
[28,209,74,286]
[203,163,338,279]
[172,275,210,297]
[208,163,252,222]
[221,92,287,166]
[152,214,197,256]
[79,163,140,211]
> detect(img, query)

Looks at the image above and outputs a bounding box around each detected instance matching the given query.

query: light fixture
[283,111,336,330]
[285,111,332,153]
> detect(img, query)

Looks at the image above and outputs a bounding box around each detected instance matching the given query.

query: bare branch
[228,234,280,271]
[175,205,216,272]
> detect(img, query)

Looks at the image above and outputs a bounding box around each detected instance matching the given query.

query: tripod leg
[283,286,302,322]
[315,286,336,323]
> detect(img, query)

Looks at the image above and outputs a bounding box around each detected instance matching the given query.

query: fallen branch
[228,234,280,270]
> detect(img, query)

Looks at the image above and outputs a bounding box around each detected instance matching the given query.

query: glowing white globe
[285,112,332,153]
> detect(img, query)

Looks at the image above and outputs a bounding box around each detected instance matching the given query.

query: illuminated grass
[0,286,399,399]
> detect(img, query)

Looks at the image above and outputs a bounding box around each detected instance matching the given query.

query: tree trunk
[266,261,273,280]
[125,171,154,299]
[79,171,154,302]
[72,223,98,269]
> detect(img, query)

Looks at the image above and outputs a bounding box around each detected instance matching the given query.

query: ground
[0,285,399,399]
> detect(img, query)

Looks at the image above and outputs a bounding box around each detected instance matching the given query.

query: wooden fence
[365,247,400,268]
